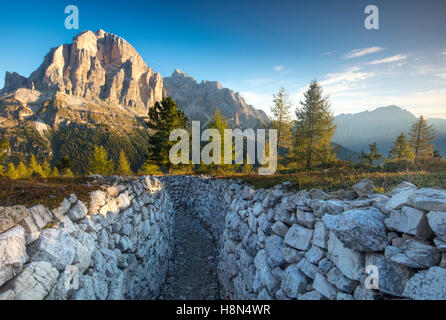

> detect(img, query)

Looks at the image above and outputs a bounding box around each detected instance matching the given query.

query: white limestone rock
[313,272,337,300]
[280,264,308,299]
[0,226,28,286]
[4,261,59,300]
[322,208,387,252]
[0,206,29,233]
[385,206,433,239]
[403,267,446,300]
[67,201,88,222]
[28,228,76,271]
[427,211,446,240]
[409,188,446,212]
[327,232,365,281]
[352,179,376,198]
[284,224,313,251]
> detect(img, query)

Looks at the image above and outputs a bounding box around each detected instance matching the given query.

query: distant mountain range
[333,105,446,157]
[0,30,444,169]
[0,30,268,133]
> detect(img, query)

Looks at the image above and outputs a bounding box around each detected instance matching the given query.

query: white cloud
[440,52,446,55]
[274,65,284,71]
[369,54,407,65]
[344,47,384,59]
[330,88,446,118]
[320,67,375,86]
[240,91,272,115]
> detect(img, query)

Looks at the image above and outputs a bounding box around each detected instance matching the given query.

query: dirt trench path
[159,209,221,300]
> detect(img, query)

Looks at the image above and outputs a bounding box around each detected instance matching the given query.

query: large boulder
[28,228,76,271]
[322,208,387,252]
[385,206,433,239]
[0,226,28,286]
[403,267,446,300]
[0,206,29,233]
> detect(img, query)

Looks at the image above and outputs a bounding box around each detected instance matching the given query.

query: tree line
[0,81,442,178]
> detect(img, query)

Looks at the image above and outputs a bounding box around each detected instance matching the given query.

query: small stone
[284,224,313,251]
[309,189,329,200]
[280,264,308,299]
[313,273,337,300]
[352,179,376,198]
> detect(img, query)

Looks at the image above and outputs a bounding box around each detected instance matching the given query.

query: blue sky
[1,0,446,117]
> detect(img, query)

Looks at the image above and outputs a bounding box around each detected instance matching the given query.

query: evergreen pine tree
[116,150,133,176]
[0,139,9,175]
[87,146,114,175]
[5,163,19,180]
[389,133,415,162]
[42,160,51,178]
[64,168,75,178]
[17,162,30,178]
[359,142,382,166]
[433,149,442,160]
[289,80,336,169]
[146,97,188,172]
[204,109,239,174]
[408,116,435,159]
[29,155,43,177]
[271,87,292,165]
[50,167,59,178]
[138,160,162,175]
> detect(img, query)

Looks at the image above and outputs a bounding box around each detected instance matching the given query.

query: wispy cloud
[320,67,375,86]
[344,46,384,59]
[274,65,284,71]
[369,54,407,65]
[321,51,333,56]
[440,52,446,55]
[240,91,272,114]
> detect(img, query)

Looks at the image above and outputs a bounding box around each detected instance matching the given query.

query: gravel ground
[159,209,221,300]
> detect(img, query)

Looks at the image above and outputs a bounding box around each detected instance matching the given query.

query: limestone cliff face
[164,70,269,128]
[0,30,269,133]
[25,30,163,116]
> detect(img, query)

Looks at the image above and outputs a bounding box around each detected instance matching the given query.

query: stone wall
[161,176,446,300]
[0,176,174,300]
[1,175,446,300]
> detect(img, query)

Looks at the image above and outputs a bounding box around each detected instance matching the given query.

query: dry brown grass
[0,177,100,209]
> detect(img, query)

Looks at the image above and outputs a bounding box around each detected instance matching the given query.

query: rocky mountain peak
[2,30,163,116]
[164,70,269,128]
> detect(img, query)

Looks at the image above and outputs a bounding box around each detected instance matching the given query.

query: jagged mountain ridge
[333,105,446,156]
[0,30,269,131]
[164,70,269,128]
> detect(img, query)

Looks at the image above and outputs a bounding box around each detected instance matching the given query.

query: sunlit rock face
[25,30,163,116]
[164,69,269,128]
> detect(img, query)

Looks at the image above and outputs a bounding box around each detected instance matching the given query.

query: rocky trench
[1,175,446,300]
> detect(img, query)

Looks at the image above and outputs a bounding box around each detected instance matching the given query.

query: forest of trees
[0,82,443,179]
